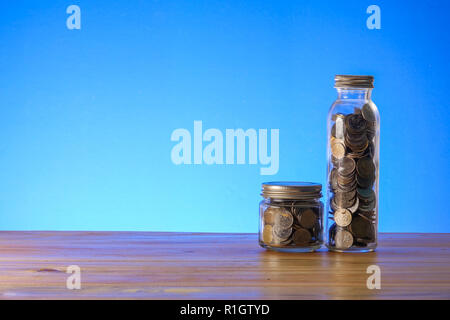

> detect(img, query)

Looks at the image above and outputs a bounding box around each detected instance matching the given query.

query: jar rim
[261,181,322,200]
[334,75,374,88]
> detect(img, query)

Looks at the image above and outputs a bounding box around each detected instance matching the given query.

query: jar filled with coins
[259,182,323,252]
[326,75,380,252]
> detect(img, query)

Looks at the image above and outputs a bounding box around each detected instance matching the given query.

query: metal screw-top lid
[262,182,322,200]
[334,75,374,88]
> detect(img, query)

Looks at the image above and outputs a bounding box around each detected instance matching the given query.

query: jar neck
[336,88,372,100]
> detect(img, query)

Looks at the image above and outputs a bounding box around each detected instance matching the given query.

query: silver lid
[262,182,322,200]
[335,75,374,88]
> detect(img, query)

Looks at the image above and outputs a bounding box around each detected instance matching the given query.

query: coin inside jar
[329,168,338,190]
[334,208,352,227]
[348,196,360,213]
[263,207,277,225]
[335,189,356,202]
[350,215,374,240]
[298,208,317,229]
[274,208,294,229]
[334,191,356,209]
[292,228,312,245]
[356,174,375,188]
[273,225,292,241]
[336,179,357,192]
[335,229,354,249]
[357,157,375,179]
[262,225,273,244]
[362,103,376,122]
[357,187,375,202]
[336,157,356,176]
[359,198,376,212]
[331,140,346,159]
[345,114,367,134]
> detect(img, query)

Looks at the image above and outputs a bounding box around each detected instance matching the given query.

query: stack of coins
[328,105,377,250]
[262,202,322,248]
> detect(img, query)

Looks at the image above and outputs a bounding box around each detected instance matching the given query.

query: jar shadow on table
[257,250,382,299]
[321,252,382,299]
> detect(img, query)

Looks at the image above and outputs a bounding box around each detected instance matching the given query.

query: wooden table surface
[0,231,449,300]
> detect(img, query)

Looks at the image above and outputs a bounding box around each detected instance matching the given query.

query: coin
[348,196,360,213]
[276,238,292,246]
[357,173,375,188]
[347,138,368,153]
[331,113,346,122]
[354,239,369,246]
[272,233,293,246]
[298,208,317,229]
[334,208,352,227]
[345,133,368,152]
[336,179,357,192]
[337,157,356,176]
[273,225,292,240]
[357,210,375,220]
[292,228,312,245]
[331,140,346,159]
[357,157,375,179]
[347,149,367,159]
[358,198,376,212]
[331,155,340,167]
[337,170,355,182]
[335,189,356,201]
[337,175,355,188]
[292,207,301,217]
[334,191,356,209]
[335,229,353,249]
[345,114,367,134]
[350,215,374,240]
[366,123,376,140]
[329,168,338,191]
[263,207,277,225]
[262,225,273,244]
[357,187,375,202]
[330,197,338,211]
[274,208,293,229]
[362,103,376,122]
[345,131,368,143]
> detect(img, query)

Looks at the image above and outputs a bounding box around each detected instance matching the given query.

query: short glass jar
[326,75,380,252]
[259,182,323,252]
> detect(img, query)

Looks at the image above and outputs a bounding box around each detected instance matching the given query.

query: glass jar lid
[262,182,322,200]
[334,75,374,88]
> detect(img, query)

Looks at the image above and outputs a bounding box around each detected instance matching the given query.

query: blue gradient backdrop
[1,1,449,232]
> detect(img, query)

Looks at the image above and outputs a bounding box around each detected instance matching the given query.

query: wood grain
[0,231,449,299]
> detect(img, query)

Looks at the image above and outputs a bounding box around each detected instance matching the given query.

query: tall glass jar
[325,75,380,252]
[259,182,323,252]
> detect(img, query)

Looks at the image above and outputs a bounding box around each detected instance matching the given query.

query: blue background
[1,0,449,232]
